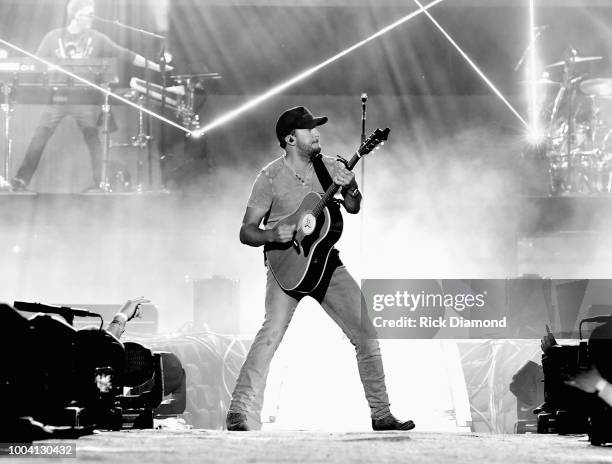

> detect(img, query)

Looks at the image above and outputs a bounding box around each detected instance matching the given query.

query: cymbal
[545,55,603,68]
[572,149,599,156]
[171,73,222,83]
[519,78,561,85]
[580,78,612,97]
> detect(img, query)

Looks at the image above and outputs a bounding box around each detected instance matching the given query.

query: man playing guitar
[226,106,414,432]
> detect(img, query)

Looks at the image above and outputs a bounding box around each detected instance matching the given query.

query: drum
[572,151,599,194]
[548,120,592,154]
[547,151,569,194]
[547,150,599,194]
[597,163,612,193]
[596,129,612,193]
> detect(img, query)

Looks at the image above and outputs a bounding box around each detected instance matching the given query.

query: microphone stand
[92,14,165,192]
[360,93,367,189]
[144,49,152,192]
[1,80,13,187]
[359,93,367,277]
[100,85,112,192]
[563,49,577,192]
[514,31,542,72]
[158,39,167,191]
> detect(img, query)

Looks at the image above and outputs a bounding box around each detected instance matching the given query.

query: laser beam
[414,0,529,129]
[191,0,447,138]
[527,0,542,141]
[0,37,192,135]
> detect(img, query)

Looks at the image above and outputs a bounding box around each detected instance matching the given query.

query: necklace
[284,157,311,186]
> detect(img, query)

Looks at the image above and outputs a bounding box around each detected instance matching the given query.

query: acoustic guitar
[265,128,390,293]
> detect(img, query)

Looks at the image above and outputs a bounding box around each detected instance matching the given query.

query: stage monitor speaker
[193,276,240,334]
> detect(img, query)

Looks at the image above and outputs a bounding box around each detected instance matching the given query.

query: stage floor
[21,429,610,464]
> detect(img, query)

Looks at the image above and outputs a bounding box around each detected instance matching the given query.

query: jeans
[16,105,102,185]
[229,255,391,428]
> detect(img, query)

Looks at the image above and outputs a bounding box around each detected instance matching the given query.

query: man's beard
[297,139,321,158]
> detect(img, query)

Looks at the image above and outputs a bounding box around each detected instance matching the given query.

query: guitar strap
[311,153,343,272]
[311,154,333,191]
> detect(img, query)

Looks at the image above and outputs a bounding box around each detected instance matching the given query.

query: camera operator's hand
[118,296,150,321]
[540,326,558,354]
[565,367,603,393]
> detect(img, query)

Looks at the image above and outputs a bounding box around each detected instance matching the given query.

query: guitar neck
[313,151,362,218]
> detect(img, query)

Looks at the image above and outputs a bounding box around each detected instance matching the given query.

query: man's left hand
[565,367,603,393]
[333,162,355,187]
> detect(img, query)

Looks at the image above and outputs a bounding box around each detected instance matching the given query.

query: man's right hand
[269,224,296,243]
[119,297,150,321]
[541,332,558,354]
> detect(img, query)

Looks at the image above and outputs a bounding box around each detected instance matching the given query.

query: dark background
[2,0,612,96]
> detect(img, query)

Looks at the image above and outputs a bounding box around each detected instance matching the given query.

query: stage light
[414,0,529,129]
[191,0,447,138]
[525,128,546,146]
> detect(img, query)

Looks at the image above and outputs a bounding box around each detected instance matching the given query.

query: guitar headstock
[358,127,390,157]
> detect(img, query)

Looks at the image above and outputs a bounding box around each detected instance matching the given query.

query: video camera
[537,312,612,445]
[0,302,185,441]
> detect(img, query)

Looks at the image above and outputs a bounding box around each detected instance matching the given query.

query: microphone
[13,301,100,318]
[360,93,367,144]
[79,13,114,24]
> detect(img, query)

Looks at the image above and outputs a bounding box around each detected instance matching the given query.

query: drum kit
[111,73,219,192]
[541,49,612,195]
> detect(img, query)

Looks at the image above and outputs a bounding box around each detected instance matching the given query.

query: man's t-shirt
[247,154,338,229]
[36,28,135,61]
